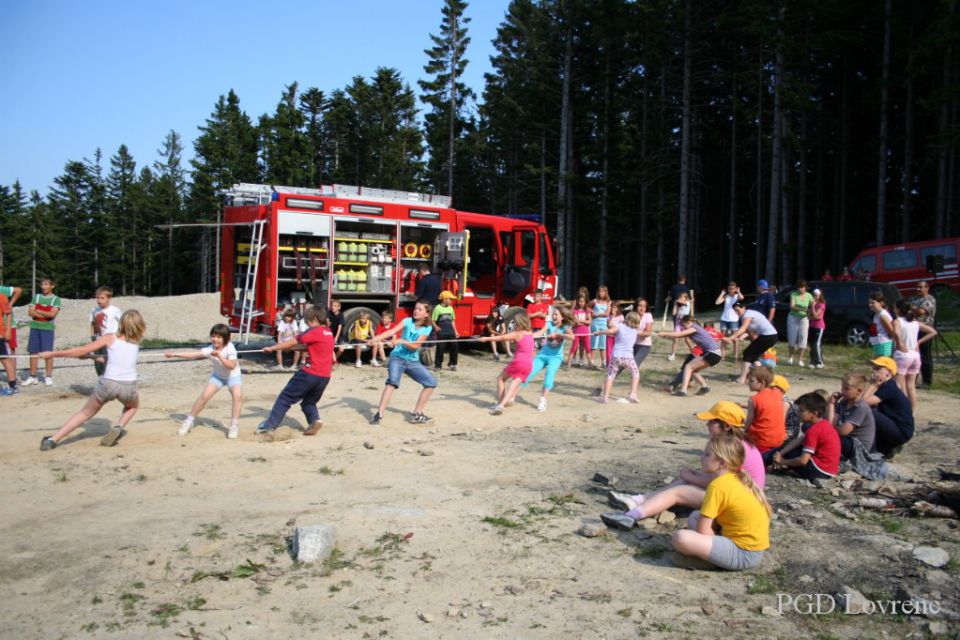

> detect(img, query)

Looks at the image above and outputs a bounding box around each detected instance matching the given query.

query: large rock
[913,546,950,568]
[293,524,336,563]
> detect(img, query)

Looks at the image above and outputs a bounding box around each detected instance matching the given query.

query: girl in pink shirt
[566,294,593,368]
[600,401,764,531]
[479,312,535,416]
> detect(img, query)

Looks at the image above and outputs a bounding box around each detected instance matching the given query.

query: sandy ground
[0,295,958,639]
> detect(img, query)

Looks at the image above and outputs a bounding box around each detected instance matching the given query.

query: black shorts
[743,333,779,363]
[701,351,722,366]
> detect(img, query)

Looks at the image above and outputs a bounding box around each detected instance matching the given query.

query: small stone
[829,488,841,497]
[446,608,460,618]
[661,476,674,485]
[400,447,414,453]
[592,472,617,486]
[913,546,950,568]
[656,511,677,524]
[700,602,716,616]
[479,602,492,609]
[459,609,470,618]
[504,584,523,595]
[838,585,870,614]
[578,522,606,538]
[293,524,336,563]
[418,449,435,457]
[363,441,375,450]
[840,479,856,490]
[928,621,948,635]
[799,575,814,584]
[417,611,434,623]
[760,606,781,617]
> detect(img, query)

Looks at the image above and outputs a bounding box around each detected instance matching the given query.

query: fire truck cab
[220,183,558,341]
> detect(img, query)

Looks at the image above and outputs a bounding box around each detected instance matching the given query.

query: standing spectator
[23,277,61,387]
[821,269,834,281]
[786,281,813,367]
[808,288,827,369]
[748,280,776,322]
[666,274,691,311]
[527,289,550,348]
[415,264,442,305]
[838,267,854,281]
[715,282,744,361]
[911,281,936,386]
[0,284,23,306]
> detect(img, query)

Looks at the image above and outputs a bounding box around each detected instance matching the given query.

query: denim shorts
[27,328,54,354]
[720,320,740,333]
[208,373,242,389]
[386,356,437,389]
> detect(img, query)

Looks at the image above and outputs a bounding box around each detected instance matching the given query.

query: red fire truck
[219,183,558,341]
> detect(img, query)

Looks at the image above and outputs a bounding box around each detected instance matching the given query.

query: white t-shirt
[721,295,740,322]
[612,324,639,359]
[276,319,298,341]
[90,304,123,337]
[742,309,778,336]
[871,309,893,345]
[635,312,654,347]
[201,342,241,379]
[104,338,139,382]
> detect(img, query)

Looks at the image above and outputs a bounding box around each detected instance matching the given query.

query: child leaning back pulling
[480,310,534,415]
[39,310,146,451]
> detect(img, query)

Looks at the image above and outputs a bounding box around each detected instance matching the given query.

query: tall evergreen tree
[419,0,474,199]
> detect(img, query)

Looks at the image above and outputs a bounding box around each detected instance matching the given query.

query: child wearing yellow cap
[601,401,765,532]
[862,356,914,458]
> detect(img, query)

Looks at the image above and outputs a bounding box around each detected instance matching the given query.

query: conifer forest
[2,0,959,303]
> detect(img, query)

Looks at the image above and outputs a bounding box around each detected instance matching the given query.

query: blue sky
[0,0,510,195]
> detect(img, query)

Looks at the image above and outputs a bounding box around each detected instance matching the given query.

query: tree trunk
[728,75,737,281]
[755,57,764,282]
[875,0,892,245]
[557,21,573,296]
[639,73,649,294]
[677,0,693,279]
[447,12,458,197]
[765,12,784,283]
[599,50,611,286]
[936,40,952,237]
[901,49,915,242]
[797,113,808,279]
[780,117,792,284]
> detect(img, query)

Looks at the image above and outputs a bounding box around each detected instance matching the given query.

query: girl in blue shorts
[367,300,437,426]
[165,324,244,439]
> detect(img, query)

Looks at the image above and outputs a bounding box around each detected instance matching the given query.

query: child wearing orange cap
[862,356,914,458]
[601,401,765,531]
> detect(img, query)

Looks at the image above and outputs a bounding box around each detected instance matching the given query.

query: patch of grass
[317,465,345,476]
[80,622,99,633]
[189,569,230,583]
[321,547,356,575]
[193,523,226,541]
[91,595,102,605]
[548,494,585,507]
[233,558,267,579]
[135,474,147,483]
[746,567,788,595]
[131,581,145,589]
[185,595,206,610]
[291,610,320,625]
[329,580,353,593]
[256,585,271,596]
[119,592,143,616]
[247,456,267,463]
[148,603,182,628]
[176,544,190,554]
[633,546,667,559]
[617,608,633,618]
[483,616,509,626]
[882,517,905,534]
[483,516,522,529]
[358,615,389,624]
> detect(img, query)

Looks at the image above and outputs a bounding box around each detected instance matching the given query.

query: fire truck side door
[501,226,538,298]
[437,231,469,298]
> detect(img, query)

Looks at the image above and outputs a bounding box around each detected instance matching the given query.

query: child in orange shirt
[0,292,18,395]
[744,366,786,463]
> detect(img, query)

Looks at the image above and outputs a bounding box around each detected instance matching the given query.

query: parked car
[772,280,902,347]
[848,237,959,295]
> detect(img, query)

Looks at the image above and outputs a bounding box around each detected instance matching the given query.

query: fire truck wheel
[342,307,382,346]
[502,306,526,334]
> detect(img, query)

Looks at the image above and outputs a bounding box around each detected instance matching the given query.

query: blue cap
[757,279,769,289]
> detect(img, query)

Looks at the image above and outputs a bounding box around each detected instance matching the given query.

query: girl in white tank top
[892,299,938,410]
[39,310,145,451]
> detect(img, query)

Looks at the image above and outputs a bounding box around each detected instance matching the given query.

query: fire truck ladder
[238,219,267,344]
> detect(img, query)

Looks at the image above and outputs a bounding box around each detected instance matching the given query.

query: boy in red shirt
[371,309,395,367]
[0,293,19,395]
[259,306,335,438]
[771,392,840,481]
[527,290,550,341]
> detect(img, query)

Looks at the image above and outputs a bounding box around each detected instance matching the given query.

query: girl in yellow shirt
[349,310,374,367]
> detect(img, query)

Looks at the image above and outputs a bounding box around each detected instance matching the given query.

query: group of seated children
[276,300,398,369]
[600,356,917,570]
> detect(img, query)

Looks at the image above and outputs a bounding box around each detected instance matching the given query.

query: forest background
[1,0,959,306]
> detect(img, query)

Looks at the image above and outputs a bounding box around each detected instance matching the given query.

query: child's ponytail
[735,469,773,517]
[710,433,772,516]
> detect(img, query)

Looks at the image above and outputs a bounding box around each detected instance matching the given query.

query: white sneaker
[178,420,193,436]
[371,359,381,368]
[798,361,805,368]
[788,357,794,365]
[44,378,53,387]
[667,354,676,361]
[537,397,547,412]
[22,376,38,386]
[227,424,238,439]
[815,363,825,369]
[355,361,362,368]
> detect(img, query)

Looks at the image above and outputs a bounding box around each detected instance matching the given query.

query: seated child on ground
[771,392,841,481]
[601,401,764,531]
[826,373,876,460]
[670,432,772,571]
[743,366,787,463]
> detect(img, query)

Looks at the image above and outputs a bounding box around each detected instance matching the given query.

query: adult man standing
[415,264,442,305]
[912,280,936,386]
[749,279,776,322]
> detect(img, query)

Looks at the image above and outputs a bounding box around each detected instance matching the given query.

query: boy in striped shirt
[23,277,61,387]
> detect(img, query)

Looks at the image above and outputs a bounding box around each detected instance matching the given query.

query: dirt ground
[0,295,957,639]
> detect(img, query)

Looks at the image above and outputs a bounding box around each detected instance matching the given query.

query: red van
[848,237,959,295]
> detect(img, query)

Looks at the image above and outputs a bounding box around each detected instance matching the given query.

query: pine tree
[260,83,309,186]
[106,145,138,294]
[419,0,474,199]
[153,131,187,294]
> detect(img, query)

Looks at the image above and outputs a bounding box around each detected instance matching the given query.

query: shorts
[0,339,10,357]
[872,341,893,357]
[386,356,437,389]
[208,373,243,389]
[707,535,766,571]
[93,378,139,404]
[894,350,921,376]
[673,316,684,332]
[27,328,54,354]
[701,351,722,366]
[505,358,533,381]
[720,320,739,333]
[743,333,779,363]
